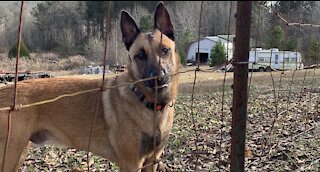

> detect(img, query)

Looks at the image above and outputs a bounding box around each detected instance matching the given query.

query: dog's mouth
[143,74,171,91]
[154,83,168,90]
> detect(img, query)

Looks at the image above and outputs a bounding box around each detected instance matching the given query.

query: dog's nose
[148,69,168,87]
[157,70,166,84]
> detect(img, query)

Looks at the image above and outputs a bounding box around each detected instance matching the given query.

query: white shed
[187,35,234,64]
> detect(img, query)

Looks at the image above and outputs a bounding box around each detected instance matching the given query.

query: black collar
[129,84,166,111]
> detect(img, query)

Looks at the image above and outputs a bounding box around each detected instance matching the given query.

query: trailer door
[273,54,280,70]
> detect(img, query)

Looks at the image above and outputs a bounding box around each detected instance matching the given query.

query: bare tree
[107,3,151,67]
[169,1,201,41]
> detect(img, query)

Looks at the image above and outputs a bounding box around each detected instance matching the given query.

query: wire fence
[0,1,319,172]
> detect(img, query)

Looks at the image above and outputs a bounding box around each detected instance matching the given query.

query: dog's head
[120,2,179,104]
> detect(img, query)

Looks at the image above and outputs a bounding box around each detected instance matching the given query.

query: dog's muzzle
[146,69,170,90]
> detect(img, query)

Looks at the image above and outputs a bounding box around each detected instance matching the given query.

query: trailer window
[291,57,297,63]
[265,57,271,63]
[284,57,290,63]
[258,57,265,62]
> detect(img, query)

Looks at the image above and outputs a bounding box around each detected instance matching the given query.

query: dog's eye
[135,50,147,61]
[161,47,170,55]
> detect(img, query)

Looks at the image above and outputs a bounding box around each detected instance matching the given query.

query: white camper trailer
[248,48,304,71]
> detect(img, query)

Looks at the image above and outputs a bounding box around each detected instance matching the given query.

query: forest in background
[0,1,319,67]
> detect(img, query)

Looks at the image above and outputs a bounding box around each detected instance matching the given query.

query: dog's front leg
[141,149,164,172]
[0,134,30,172]
[0,111,35,172]
[118,159,145,172]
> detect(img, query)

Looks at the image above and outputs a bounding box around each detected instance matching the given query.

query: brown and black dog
[0,2,179,172]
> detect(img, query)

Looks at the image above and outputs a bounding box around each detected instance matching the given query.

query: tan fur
[0,3,179,171]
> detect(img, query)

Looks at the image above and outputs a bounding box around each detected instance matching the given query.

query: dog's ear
[120,10,141,50]
[154,2,174,41]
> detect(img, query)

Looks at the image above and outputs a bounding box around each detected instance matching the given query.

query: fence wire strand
[86,1,112,171]
[2,1,24,172]
[189,2,203,171]
[219,1,232,171]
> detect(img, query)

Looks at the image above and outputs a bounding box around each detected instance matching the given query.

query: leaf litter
[20,70,320,171]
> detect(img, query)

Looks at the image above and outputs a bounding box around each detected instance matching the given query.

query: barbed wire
[263,1,320,29]
[274,10,320,28]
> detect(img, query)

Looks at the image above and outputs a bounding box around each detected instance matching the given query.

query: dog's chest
[140,131,170,155]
